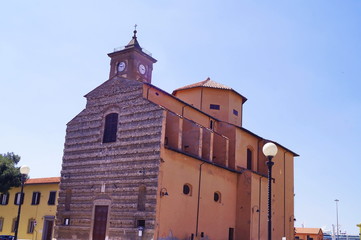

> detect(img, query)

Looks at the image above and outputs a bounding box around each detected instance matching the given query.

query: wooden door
[92,205,109,240]
[42,218,54,240]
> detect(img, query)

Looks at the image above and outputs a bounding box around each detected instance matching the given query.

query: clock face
[138,64,146,75]
[118,61,126,72]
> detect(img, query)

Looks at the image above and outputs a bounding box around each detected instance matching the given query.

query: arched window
[183,184,192,196]
[102,113,119,143]
[214,191,221,203]
[137,185,146,211]
[247,148,253,170]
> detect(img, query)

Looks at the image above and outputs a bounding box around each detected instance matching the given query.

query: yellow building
[0,177,59,240]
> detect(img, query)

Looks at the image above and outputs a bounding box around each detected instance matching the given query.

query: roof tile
[25,177,60,185]
[173,77,233,92]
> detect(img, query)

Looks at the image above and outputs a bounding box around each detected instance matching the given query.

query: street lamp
[335,199,339,240]
[14,165,30,240]
[263,142,278,240]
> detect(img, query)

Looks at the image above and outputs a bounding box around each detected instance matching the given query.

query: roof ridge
[173,77,232,92]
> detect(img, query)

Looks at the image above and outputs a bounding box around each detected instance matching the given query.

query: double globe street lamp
[14,165,30,240]
[262,142,278,240]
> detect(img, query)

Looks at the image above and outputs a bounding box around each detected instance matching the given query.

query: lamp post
[335,199,339,240]
[262,142,278,240]
[14,165,30,240]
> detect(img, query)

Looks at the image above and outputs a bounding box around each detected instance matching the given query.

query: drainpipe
[200,88,204,111]
[196,162,206,236]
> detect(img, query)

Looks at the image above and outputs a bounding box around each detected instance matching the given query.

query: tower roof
[125,28,141,49]
[172,77,247,103]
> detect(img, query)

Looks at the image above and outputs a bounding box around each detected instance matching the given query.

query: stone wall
[55,77,164,240]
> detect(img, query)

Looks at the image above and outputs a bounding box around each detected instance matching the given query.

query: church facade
[55,30,298,240]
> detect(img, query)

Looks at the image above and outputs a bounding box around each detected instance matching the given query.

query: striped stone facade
[55,77,164,240]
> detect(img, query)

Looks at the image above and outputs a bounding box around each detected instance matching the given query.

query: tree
[0,152,22,193]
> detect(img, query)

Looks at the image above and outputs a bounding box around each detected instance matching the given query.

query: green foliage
[0,152,22,193]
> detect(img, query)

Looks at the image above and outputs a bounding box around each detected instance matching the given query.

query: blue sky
[1,0,360,235]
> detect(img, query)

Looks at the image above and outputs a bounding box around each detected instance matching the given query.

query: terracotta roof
[173,77,232,92]
[172,77,247,103]
[25,177,60,185]
[295,228,323,235]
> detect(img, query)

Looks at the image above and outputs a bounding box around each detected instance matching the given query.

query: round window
[214,192,220,202]
[183,184,191,195]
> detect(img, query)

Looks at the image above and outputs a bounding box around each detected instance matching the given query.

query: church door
[92,205,109,240]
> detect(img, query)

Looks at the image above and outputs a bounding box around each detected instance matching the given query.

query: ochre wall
[145,83,296,240]
[0,182,58,240]
[145,85,213,129]
[156,149,237,240]
[174,87,244,127]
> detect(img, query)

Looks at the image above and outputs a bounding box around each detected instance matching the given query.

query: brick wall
[55,77,164,240]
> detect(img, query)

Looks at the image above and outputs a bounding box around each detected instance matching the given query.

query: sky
[1,0,360,236]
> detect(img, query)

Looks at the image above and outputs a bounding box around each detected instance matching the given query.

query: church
[55,30,298,240]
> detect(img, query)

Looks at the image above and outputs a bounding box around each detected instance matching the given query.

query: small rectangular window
[28,219,36,233]
[31,192,41,205]
[228,228,234,240]
[64,218,70,226]
[14,192,24,205]
[12,218,17,232]
[137,220,145,227]
[210,120,214,130]
[48,191,56,205]
[247,149,252,170]
[233,109,238,116]
[0,217,4,231]
[210,104,220,110]
[0,193,9,205]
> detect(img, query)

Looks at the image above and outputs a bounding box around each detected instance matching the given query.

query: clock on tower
[108,28,157,83]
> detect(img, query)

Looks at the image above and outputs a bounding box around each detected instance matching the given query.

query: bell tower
[108,27,157,83]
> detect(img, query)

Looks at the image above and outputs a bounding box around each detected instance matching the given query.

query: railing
[113,46,152,56]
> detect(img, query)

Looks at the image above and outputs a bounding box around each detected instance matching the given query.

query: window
[247,148,252,170]
[210,120,214,130]
[48,191,56,205]
[63,218,70,226]
[11,218,17,232]
[183,184,192,196]
[0,217,4,231]
[210,104,220,110]
[14,192,24,205]
[27,219,36,233]
[137,219,145,228]
[102,113,119,143]
[31,192,41,205]
[228,228,234,240]
[214,192,221,203]
[233,109,238,116]
[0,193,9,205]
